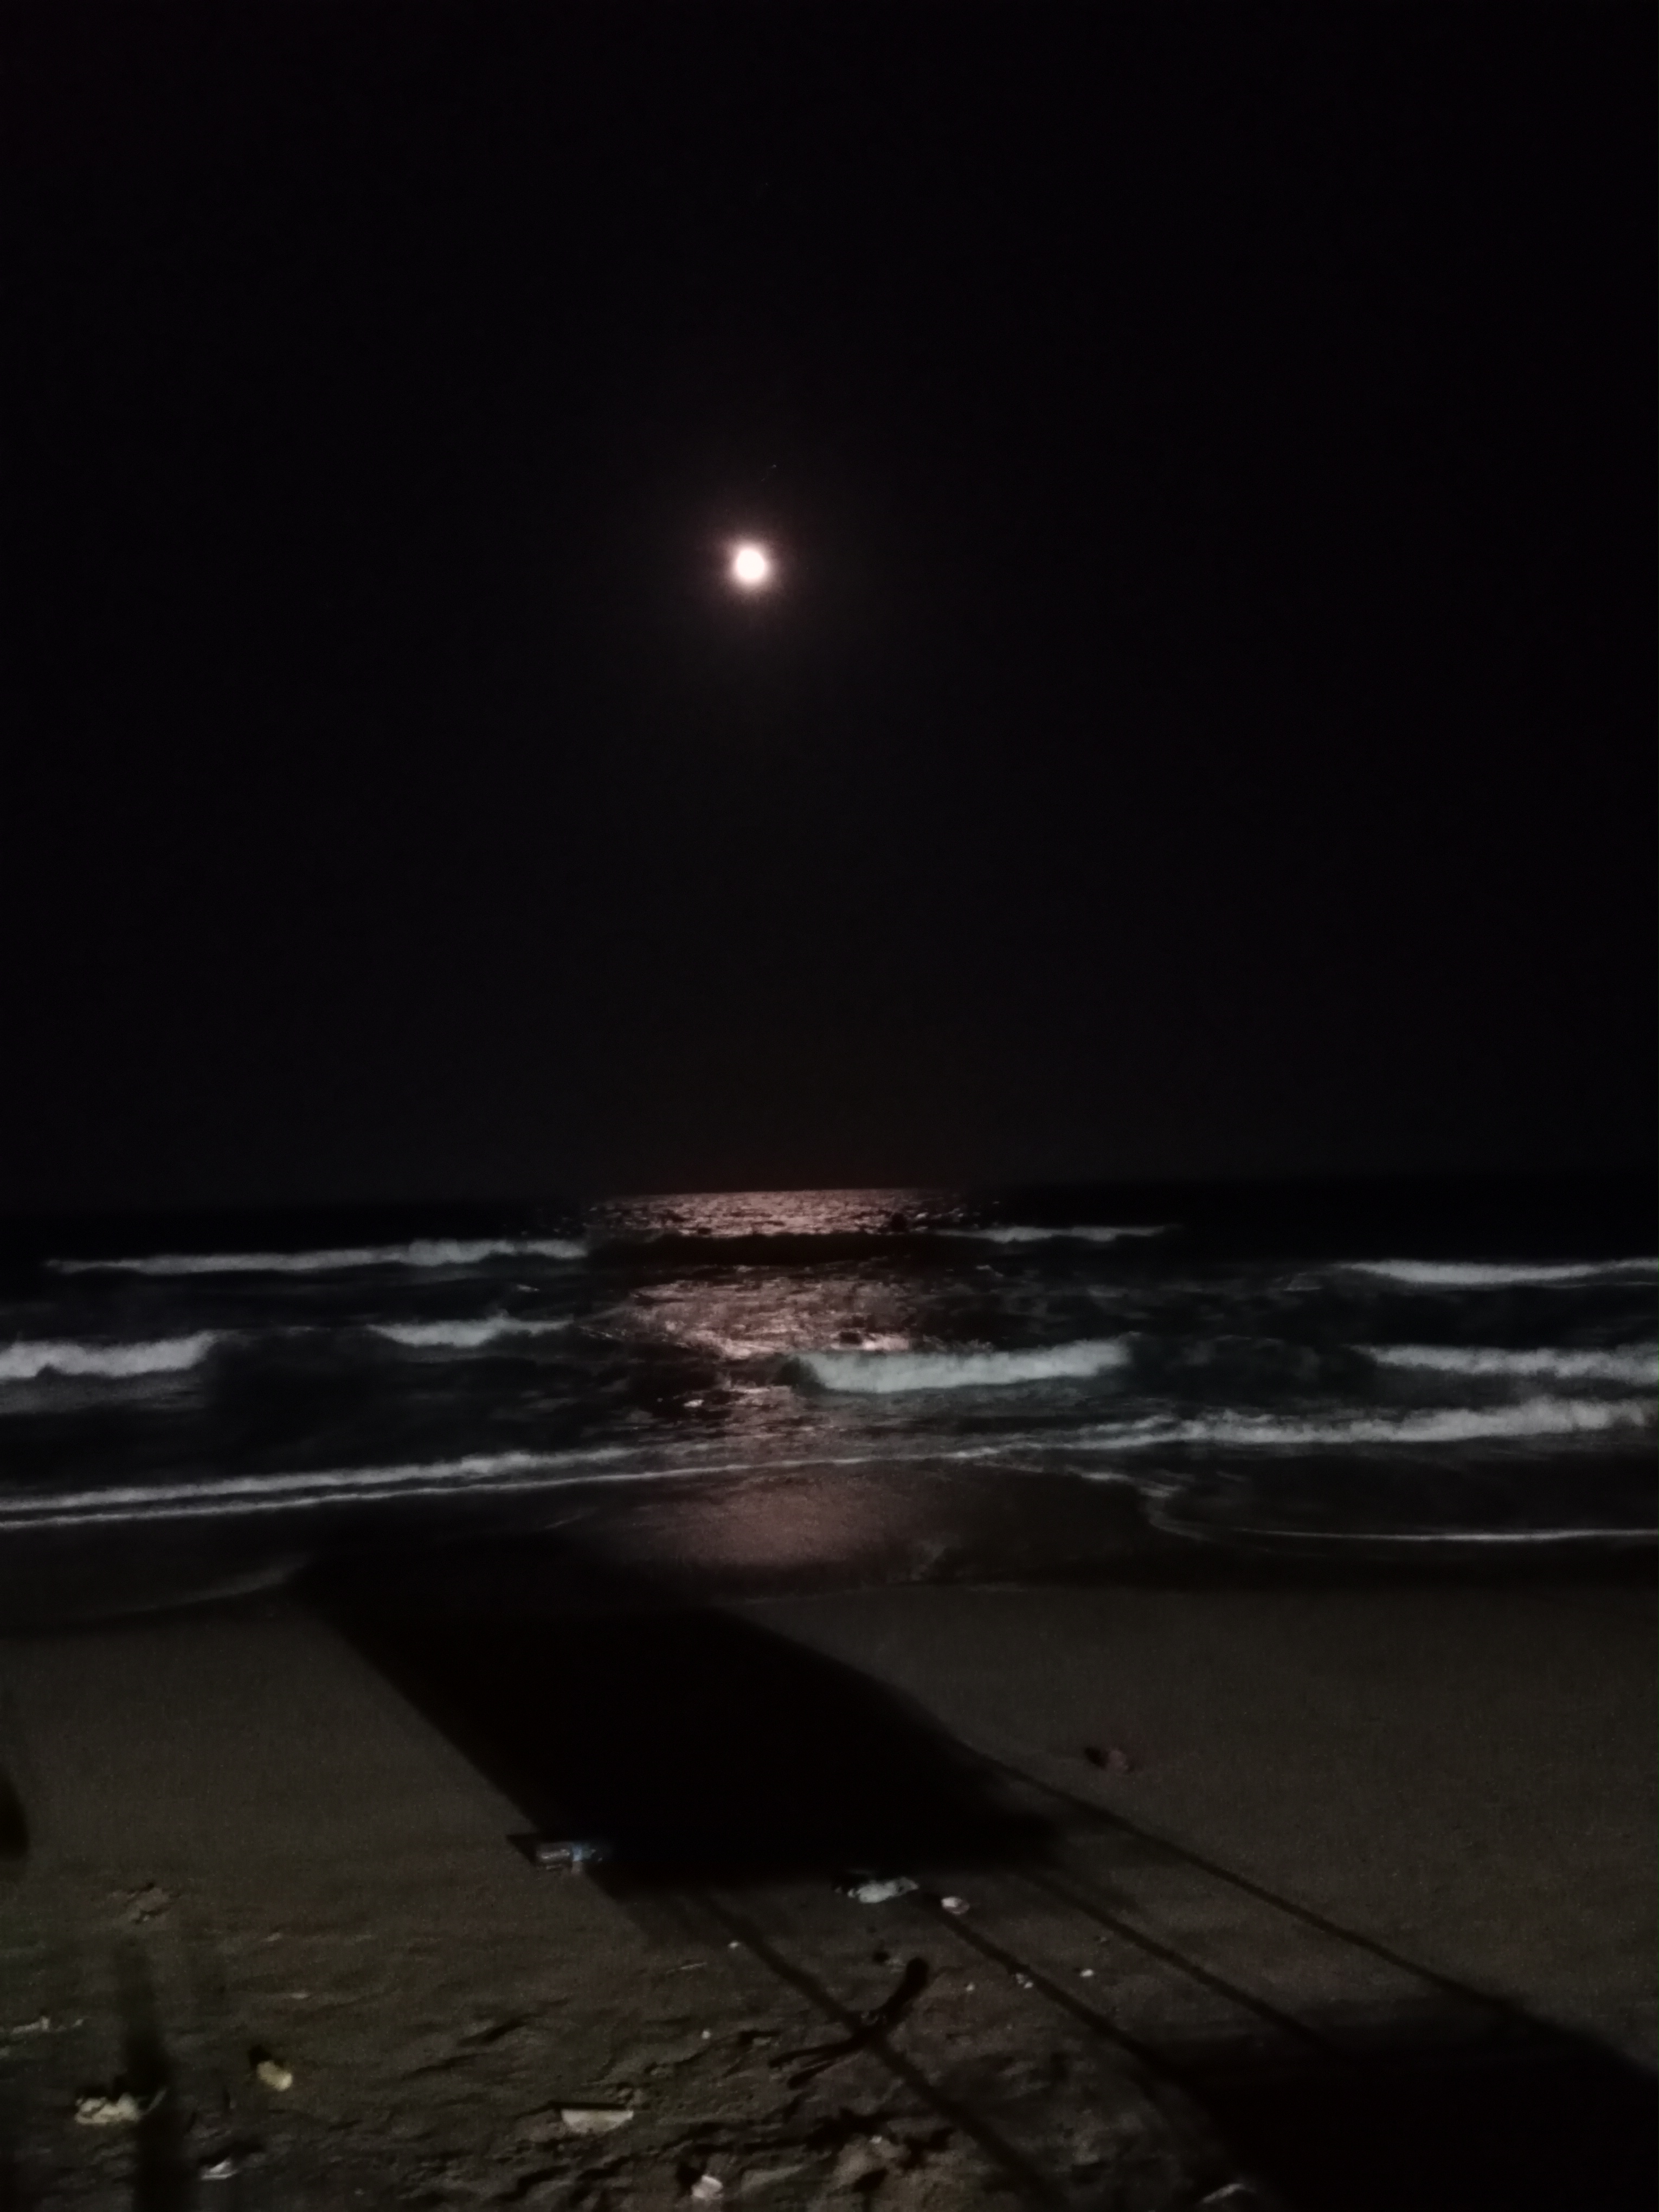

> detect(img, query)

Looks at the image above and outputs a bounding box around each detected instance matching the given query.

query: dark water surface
[0,1176,1651,1618]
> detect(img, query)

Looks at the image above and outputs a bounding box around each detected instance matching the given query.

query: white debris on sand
[838,1874,918,1905]
[559,2103,636,2136]
[74,2089,163,2128]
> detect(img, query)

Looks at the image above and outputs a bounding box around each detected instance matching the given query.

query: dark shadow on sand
[309,1531,1655,2208]
[309,1533,1050,1888]
[1194,2028,1658,2212]
[1004,1767,1659,2211]
[0,2083,19,2212]
[113,1941,192,2212]
[0,1769,27,1869]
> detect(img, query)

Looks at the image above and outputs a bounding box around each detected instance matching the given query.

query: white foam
[1293,1525,1658,1545]
[1139,1497,1656,1546]
[1081,1397,1654,1451]
[796,1341,1131,1393]
[50,1238,586,1277]
[0,1437,1026,1531]
[0,1334,217,1383]
[0,1447,638,1528]
[942,1225,1169,1246]
[1367,1343,1656,1386]
[1343,1258,1658,1289]
[371,1318,571,1351]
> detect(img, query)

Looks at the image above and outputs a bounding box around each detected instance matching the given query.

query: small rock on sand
[1083,1744,1137,1776]
[118,1884,173,1925]
[830,2136,904,2189]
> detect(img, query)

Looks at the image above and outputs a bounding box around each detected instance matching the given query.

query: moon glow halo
[729,542,774,589]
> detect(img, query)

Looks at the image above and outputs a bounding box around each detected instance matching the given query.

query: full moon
[729,542,774,588]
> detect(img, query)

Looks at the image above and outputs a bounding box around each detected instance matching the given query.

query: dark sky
[7,4,1652,1208]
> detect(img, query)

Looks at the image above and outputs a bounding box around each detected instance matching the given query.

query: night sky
[8,5,1651,1209]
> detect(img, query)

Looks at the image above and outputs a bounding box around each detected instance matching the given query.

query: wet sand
[0,1551,1651,2209]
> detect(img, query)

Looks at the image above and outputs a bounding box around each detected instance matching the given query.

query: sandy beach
[10,0,1650,2201]
[0,1548,1651,2210]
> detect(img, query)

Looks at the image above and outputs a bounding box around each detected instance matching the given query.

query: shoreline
[0,1452,1652,1634]
[334,1465,1658,1629]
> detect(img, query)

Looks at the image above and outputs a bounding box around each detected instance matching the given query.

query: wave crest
[1344,1258,1658,1290]
[51,1238,586,1277]
[794,1341,1131,1394]
[942,1225,1169,1247]
[371,1318,571,1351]
[0,1334,217,1383]
[1367,1343,1655,1385]
[1083,1397,1653,1451]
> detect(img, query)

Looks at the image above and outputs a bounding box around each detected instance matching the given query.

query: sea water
[0,1179,1651,1602]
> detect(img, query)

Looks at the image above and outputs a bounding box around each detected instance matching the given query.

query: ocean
[0,1177,1652,1618]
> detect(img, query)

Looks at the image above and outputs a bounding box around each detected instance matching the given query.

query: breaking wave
[50,1238,586,1277]
[1367,1343,1656,1385]
[1082,1396,1653,1452]
[0,1334,218,1383]
[1343,1258,1658,1290]
[371,1318,571,1351]
[795,1341,1132,1393]
[942,1224,1169,1247]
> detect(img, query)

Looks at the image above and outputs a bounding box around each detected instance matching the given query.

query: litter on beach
[74,2090,163,2128]
[530,1838,610,1872]
[560,2104,635,2136]
[688,2176,724,2202]
[939,1895,970,1914]
[253,2055,294,2092]
[838,1874,918,1905]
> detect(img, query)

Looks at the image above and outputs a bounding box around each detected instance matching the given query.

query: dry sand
[0,1557,1651,2210]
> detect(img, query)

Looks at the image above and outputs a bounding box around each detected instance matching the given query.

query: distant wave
[0,1334,217,1383]
[1367,1343,1656,1385]
[1083,1396,1652,1451]
[1343,1258,1658,1290]
[50,1237,586,1277]
[582,1223,1173,1266]
[941,1225,1169,1247]
[795,1341,1131,1393]
[371,1317,570,1351]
